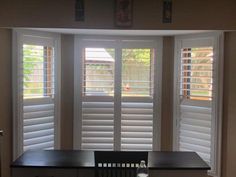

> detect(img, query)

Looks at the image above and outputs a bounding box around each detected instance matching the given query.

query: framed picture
[115,0,133,27]
[75,0,85,21]
[163,0,172,23]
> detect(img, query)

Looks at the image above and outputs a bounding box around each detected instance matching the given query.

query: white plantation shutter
[81,48,115,150]
[22,45,55,151]
[121,48,155,151]
[13,30,60,158]
[74,37,161,151]
[177,46,213,165]
[178,47,213,164]
[174,33,223,177]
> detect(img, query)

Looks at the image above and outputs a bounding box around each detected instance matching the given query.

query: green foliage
[23,45,44,97]
[105,48,151,65]
[122,49,151,66]
[23,45,43,80]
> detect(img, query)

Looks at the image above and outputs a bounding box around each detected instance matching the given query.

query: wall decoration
[75,0,85,21]
[115,0,133,27]
[163,0,172,23]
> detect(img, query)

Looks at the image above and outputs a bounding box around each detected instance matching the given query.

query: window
[13,30,61,159]
[122,49,153,97]
[180,47,213,100]
[23,45,54,99]
[83,48,115,96]
[173,33,223,177]
[74,37,162,151]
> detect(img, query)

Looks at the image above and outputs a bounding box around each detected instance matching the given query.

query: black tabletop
[11,150,210,170]
[148,151,210,170]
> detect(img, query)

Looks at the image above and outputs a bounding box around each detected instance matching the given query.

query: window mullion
[74,39,83,149]
[114,41,122,151]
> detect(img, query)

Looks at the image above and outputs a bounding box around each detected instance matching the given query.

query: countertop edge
[11,165,211,170]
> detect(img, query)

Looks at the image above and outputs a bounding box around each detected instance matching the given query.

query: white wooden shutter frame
[13,29,61,160]
[74,37,117,149]
[173,32,224,177]
[74,36,162,151]
[121,39,162,151]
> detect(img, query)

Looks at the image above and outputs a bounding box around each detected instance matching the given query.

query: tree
[23,45,44,97]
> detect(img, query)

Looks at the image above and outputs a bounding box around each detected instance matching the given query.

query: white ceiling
[25,28,213,36]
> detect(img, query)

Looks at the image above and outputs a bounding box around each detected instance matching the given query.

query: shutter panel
[178,46,214,165]
[77,42,159,151]
[81,48,115,150]
[121,48,154,151]
[22,44,55,151]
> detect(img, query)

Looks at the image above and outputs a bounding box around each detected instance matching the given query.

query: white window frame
[173,32,224,177]
[74,36,163,151]
[12,29,61,160]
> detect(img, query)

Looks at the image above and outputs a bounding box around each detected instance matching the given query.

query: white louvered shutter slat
[24,129,54,139]
[24,141,54,151]
[121,102,153,151]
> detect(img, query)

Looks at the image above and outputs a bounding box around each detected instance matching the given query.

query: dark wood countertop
[11,150,210,170]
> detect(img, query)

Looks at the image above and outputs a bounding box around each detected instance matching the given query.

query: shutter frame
[173,32,224,177]
[74,37,162,151]
[13,29,61,159]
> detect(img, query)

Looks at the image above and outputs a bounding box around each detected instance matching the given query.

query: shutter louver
[82,102,114,150]
[121,102,153,151]
[178,46,214,165]
[22,44,55,151]
[179,103,212,164]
